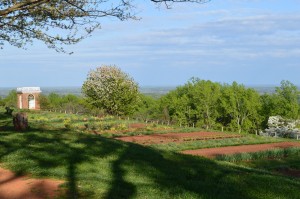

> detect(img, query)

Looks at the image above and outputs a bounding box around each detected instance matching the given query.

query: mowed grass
[0,111,300,198]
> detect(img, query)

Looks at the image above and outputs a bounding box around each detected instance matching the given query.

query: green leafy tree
[82,65,140,116]
[3,90,17,108]
[41,92,87,113]
[220,82,261,133]
[160,85,191,126]
[272,80,299,119]
[161,79,223,128]
[0,96,5,106]
[61,94,86,114]
[134,94,160,122]
[0,0,207,52]
[259,93,275,129]
[39,94,51,110]
[259,80,300,129]
[47,93,63,110]
[188,78,221,129]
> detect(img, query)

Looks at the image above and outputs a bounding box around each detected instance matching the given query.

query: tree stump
[13,113,29,131]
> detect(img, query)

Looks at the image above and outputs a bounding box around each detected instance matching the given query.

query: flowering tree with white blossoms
[82,65,140,116]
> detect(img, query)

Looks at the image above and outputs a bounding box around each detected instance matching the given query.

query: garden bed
[115,131,242,145]
[181,142,300,158]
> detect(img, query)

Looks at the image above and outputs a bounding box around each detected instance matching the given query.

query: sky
[1,0,300,87]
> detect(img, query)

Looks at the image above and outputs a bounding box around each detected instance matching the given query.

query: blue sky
[1,0,300,87]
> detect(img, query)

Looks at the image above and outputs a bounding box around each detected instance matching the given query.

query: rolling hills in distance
[0,85,289,98]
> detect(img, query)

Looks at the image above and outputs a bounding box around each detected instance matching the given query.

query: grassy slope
[0,112,300,198]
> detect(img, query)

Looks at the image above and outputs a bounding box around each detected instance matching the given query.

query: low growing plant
[215,147,300,163]
[63,118,72,129]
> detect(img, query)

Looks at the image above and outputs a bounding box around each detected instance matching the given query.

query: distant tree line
[0,90,88,114]
[1,66,299,134]
[155,79,300,133]
[39,93,87,114]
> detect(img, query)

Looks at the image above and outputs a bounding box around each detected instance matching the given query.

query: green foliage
[236,151,300,173]
[160,84,191,126]
[259,94,274,129]
[259,80,300,128]
[39,94,50,109]
[3,90,17,108]
[216,147,300,163]
[188,78,221,129]
[63,118,72,129]
[134,94,160,121]
[159,79,262,133]
[159,79,300,134]
[0,96,5,106]
[219,82,262,133]
[82,65,140,116]
[40,93,87,114]
[273,80,299,119]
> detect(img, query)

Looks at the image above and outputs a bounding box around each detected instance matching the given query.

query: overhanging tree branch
[0,0,50,16]
[0,0,209,52]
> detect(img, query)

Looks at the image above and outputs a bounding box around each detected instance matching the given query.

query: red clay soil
[182,142,300,158]
[128,123,147,129]
[115,131,242,145]
[0,167,64,199]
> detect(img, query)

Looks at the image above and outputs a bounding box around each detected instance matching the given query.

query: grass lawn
[0,110,300,198]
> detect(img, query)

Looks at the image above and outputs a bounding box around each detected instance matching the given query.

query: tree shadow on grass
[0,125,127,198]
[0,114,300,198]
[104,146,137,199]
[0,113,14,131]
[103,142,300,199]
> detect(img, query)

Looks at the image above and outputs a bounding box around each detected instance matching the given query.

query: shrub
[64,118,72,129]
[116,123,127,130]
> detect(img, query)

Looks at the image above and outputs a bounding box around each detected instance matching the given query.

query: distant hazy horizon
[0,86,176,97]
[0,84,292,98]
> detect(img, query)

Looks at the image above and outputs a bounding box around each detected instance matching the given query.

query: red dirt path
[0,167,63,199]
[182,142,300,158]
[115,131,242,145]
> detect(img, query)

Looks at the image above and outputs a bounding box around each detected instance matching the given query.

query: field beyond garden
[1,110,300,199]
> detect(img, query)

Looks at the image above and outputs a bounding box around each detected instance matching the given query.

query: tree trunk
[237,117,241,133]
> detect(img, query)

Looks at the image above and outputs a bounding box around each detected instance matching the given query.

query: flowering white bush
[262,116,300,139]
[82,65,140,116]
